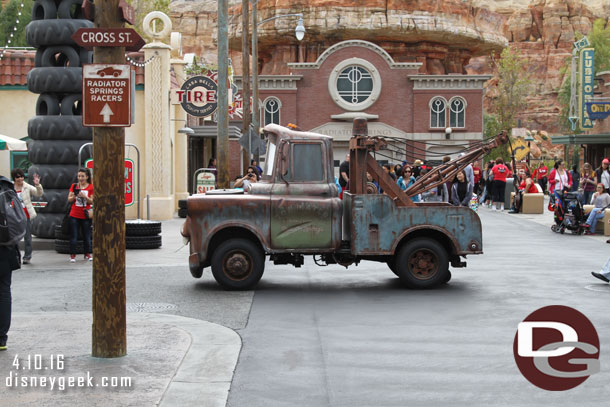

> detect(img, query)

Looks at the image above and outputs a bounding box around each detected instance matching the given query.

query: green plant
[483,114,510,164]
[125,0,170,42]
[184,55,218,77]
[0,0,33,48]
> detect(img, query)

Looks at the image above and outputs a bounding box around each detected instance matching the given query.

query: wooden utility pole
[241,0,250,172]
[92,0,126,358]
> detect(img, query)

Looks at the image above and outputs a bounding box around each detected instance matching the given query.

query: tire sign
[176,75,218,117]
[85,159,134,206]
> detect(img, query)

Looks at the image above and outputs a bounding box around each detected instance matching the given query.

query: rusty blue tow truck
[181,118,507,290]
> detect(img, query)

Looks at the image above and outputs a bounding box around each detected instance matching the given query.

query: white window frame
[328,58,382,111]
[263,96,281,126]
[429,97,447,129]
[449,96,467,129]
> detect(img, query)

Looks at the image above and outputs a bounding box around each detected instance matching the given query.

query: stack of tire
[25,0,93,238]
[178,199,187,218]
[53,220,163,252]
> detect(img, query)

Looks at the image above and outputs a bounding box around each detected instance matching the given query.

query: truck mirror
[280,142,289,176]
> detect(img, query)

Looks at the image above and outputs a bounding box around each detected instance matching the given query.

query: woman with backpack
[67,168,93,263]
[10,168,43,264]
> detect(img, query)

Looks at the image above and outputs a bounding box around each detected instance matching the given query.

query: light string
[126,54,156,67]
[0,2,26,61]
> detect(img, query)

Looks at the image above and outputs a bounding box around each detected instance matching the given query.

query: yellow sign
[509,137,530,161]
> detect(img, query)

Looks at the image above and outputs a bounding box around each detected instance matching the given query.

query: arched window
[449,97,466,128]
[430,97,446,128]
[263,97,281,126]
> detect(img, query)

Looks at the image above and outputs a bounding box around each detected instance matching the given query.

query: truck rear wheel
[211,239,265,290]
[395,238,449,289]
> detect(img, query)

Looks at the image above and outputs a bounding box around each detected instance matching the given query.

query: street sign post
[72,27,145,52]
[83,64,131,127]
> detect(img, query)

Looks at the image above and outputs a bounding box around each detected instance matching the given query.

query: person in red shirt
[472,162,482,196]
[67,168,93,263]
[534,163,549,194]
[509,170,538,213]
[491,157,509,210]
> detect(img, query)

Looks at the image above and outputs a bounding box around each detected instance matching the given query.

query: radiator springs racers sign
[82,64,131,127]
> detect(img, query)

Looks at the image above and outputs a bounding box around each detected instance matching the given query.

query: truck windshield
[265,140,276,177]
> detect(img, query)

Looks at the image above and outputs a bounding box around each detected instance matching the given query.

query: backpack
[0,176,27,246]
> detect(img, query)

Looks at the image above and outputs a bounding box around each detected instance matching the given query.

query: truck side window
[292,144,324,182]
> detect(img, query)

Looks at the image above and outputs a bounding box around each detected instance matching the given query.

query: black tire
[28,164,78,189]
[55,238,84,254]
[387,258,398,276]
[211,238,265,290]
[35,93,60,115]
[444,270,452,284]
[31,212,65,238]
[28,116,92,141]
[80,48,92,65]
[125,220,162,237]
[28,67,82,93]
[178,207,187,218]
[395,238,449,289]
[60,94,82,116]
[39,45,82,68]
[28,140,91,165]
[54,223,83,240]
[126,235,162,250]
[57,0,86,19]
[26,19,94,47]
[29,188,69,213]
[32,0,57,21]
[178,199,187,209]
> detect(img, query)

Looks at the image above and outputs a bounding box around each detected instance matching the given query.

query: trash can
[504,178,515,209]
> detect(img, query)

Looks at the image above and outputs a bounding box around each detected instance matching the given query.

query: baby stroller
[550,189,586,235]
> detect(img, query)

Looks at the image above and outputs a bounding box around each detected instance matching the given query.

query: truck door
[270,141,339,249]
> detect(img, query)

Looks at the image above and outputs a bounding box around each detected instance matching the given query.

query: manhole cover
[126,303,177,313]
[584,284,610,293]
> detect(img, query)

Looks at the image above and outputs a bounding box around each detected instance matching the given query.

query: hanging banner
[586,102,610,120]
[579,48,595,129]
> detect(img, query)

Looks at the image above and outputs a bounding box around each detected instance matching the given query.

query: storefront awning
[192,125,242,139]
[0,134,27,150]
[552,133,610,145]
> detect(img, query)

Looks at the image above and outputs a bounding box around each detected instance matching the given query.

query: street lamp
[251,3,305,149]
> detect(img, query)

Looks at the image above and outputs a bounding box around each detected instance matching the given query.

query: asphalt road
[10,209,610,407]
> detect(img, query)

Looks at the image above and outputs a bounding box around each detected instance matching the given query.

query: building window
[263,97,281,126]
[328,58,382,112]
[430,97,446,128]
[449,97,466,128]
[337,66,373,104]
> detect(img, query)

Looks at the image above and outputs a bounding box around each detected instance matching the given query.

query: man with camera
[233,166,259,192]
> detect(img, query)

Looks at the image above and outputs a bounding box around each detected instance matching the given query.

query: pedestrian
[339,154,350,199]
[1,175,24,352]
[68,168,93,263]
[595,158,610,193]
[412,159,423,178]
[580,163,597,205]
[233,167,258,191]
[480,161,494,206]
[591,257,610,283]
[534,162,549,194]
[491,157,509,211]
[548,159,572,195]
[451,170,473,207]
[396,167,419,203]
[251,159,263,176]
[208,157,217,176]
[508,170,537,213]
[569,164,580,193]
[10,168,43,264]
[472,161,482,196]
[382,164,396,181]
[583,183,610,235]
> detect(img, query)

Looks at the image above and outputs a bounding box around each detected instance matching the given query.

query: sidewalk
[1,217,242,407]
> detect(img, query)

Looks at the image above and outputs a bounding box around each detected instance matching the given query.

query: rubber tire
[178,207,187,218]
[28,116,92,141]
[54,224,83,240]
[178,199,187,209]
[395,238,449,289]
[60,94,82,116]
[28,67,83,94]
[55,238,84,254]
[28,188,69,213]
[211,238,265,290]
[26,19,94,47]
[39,45,82,68]
[31,212,65,238]
[28,164,78,189]
[35,94,60,115]
[387,258,398,276]
[28,140,91,165]
[32,0,57,21]
[126,235,162,250]
[125,220,162,237]
[444,270,452,284]
[57,0,86,19]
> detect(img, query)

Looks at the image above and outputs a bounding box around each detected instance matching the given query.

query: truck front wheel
[395,238,449,289]
[211,239,265,290]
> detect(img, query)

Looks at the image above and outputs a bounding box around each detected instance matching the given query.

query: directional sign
[72,28,145,52]
[83,64,131,127]
[85,158,134,206]
[508,137,530,162]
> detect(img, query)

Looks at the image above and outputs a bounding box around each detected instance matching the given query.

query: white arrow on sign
[100,103,114,123]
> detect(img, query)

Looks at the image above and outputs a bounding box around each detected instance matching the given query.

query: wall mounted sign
[579,48,595,129]
[176,75,218,117]
[586,102,610,120]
